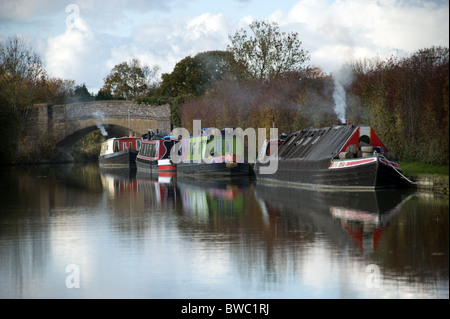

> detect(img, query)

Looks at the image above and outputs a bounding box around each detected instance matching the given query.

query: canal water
[0,163,448,299]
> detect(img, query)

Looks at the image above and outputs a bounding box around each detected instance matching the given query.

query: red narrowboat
[136,135,178,175]
[99,136,141,168]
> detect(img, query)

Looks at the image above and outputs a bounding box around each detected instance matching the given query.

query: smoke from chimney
[92,110,108,136]
[332,66,354,124]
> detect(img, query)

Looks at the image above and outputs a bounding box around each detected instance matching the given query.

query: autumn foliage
[178,46,449,165]
[348,46,449,165]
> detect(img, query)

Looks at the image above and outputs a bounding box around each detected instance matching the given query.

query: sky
[1,0,449,94]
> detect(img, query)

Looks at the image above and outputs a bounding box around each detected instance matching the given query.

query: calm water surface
[0,163,448,299]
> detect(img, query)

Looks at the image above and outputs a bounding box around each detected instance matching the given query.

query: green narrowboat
[176,128,250,176]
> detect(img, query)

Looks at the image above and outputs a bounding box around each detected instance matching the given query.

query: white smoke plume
[332,66,354,124]
[92,110,108,136]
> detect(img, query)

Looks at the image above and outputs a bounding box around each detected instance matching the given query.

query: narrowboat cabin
[99,135,141,168]
[176,128,251,176]
[254,124,414,189]
[136,133,178,174]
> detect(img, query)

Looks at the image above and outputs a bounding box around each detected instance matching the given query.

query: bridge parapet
[51,100,170,123]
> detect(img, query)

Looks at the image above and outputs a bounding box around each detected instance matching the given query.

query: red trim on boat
[158,165,176,171]
[329,157,376,169]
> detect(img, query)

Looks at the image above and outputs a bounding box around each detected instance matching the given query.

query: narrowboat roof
[277,124,388,161]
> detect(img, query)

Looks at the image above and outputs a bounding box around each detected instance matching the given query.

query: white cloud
[368,1,449,51]
[3,0,448,92]
[279,0,449,73]
[45,17,106,90]
[185,13,230,52]
[124,12,233,75]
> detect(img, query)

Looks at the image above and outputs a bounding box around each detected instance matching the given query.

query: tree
[348,46,449,165]
[157,50,239,97]
[95,88,113,100]
[0,35,46,112]
[0,35,58,164]
[72,83,92,102]
[44,77,75,104]
[102,58,159,100]
[227,20,310,80]
[158,56,201,97]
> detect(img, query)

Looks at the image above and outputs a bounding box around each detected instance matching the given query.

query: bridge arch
[56,124,132,149]
[55,124,133,161]
[36,101,171,161]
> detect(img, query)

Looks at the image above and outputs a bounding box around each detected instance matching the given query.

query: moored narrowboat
[175,128,251,176]
[136,133,178,174]
[99,135,141,168]
[254,124,415,189]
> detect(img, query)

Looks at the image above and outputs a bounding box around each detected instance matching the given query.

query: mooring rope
[381,155,418,185]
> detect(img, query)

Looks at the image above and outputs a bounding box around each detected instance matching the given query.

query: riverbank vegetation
[400,162,449,177]
[1,20,449,168]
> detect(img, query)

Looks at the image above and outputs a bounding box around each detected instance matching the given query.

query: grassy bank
[400,162,449,195]
[400,162,449,177]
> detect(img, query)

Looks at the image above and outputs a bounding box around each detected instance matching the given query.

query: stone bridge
[36,100,171,161]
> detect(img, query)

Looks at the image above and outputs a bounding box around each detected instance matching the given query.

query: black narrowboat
[254,124,415,190]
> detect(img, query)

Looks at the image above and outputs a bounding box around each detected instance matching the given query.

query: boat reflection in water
[175,176,250,222]
[100,167,179,215]
[136,170,178,210]
[96,168,447,298]
[254,183,416,254]
[100,167,137,196]
[328,190,415,253]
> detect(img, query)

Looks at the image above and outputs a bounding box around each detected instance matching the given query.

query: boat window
[295,138,304,146]
[123,142,127,150]
[114,140,119,152]
[302,137,312,145]
[285,133,297,146]
[149,143,158,158]
[311,135,321,145]
[192,142,196,155]
[137,140,141,150]
[154,143,159,157]
[129,142,133,150]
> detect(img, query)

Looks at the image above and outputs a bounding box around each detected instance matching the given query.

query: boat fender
[345,144,359,155]
[361,146,373,153]
[339,152,354,159]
